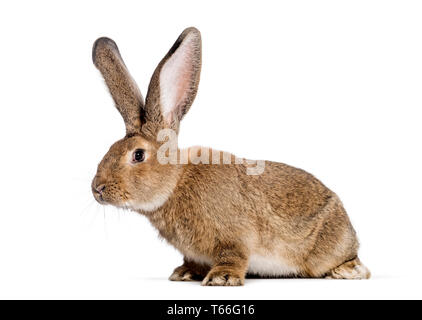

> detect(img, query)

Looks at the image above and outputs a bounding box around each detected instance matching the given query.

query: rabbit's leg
[201,246,248,286]
[325,257,371,279]
[169,258,210,281]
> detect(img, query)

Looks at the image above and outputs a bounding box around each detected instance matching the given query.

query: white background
[0,0,421,299]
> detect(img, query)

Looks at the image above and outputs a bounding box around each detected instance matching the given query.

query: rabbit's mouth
[92,187,106,204]
[92,183,130,208]
[91,183,115,205]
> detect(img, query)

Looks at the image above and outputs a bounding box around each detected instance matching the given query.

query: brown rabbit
[91,27,370,286]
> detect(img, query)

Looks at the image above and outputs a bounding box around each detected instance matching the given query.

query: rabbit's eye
[132,149,145,163]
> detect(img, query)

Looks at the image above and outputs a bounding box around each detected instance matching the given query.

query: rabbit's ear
[93,37,144,136]
[144,27,201,135]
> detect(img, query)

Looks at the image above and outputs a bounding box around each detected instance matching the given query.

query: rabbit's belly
[247,254,299,276]
[184,250,213,266]
[183,249,299,276]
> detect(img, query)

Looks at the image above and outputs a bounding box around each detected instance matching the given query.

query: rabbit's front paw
[201,269,244,286]
[169,265,197,281]
[169,260,210,281]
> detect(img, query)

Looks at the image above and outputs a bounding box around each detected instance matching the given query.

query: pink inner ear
[159,33,196,124]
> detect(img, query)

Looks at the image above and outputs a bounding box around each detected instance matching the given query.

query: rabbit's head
[91,28,201,210]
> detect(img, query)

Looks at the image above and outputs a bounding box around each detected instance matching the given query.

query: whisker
[80,198,96,216]
[84,202,101,230]
[72,177,95,182]
[103,206,108,239]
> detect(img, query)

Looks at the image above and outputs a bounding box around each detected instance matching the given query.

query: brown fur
[91,27,370,286]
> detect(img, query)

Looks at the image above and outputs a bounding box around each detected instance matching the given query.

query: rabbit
[91,27,370,286]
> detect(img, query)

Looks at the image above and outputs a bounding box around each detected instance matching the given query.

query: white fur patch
[184,251,213,266]
[127,192,171,212]
[248,254,298,277]
[184,252,299,276]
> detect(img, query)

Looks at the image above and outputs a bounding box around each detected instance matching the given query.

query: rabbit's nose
[94,184,106,194]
